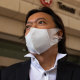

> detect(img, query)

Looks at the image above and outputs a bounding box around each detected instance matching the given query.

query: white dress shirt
[24,53,67,80]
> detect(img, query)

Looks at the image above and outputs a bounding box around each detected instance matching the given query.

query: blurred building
[0,0,80,67]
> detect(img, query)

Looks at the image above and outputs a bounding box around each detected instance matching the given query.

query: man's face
[25,12,56,36]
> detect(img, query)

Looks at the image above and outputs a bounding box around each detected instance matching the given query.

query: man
[1,7,80,80]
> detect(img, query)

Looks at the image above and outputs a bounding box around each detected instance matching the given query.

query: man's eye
[38,21,46,24]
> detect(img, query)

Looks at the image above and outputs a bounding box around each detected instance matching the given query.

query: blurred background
[0,0,80,69]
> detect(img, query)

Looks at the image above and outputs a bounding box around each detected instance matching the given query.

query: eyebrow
[26,18,47,25]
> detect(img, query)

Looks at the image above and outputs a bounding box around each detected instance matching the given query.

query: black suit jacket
[1,56,80,80]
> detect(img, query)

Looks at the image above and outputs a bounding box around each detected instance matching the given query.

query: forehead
[27,12,53,21]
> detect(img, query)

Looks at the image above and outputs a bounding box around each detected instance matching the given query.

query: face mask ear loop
[58,36,62,42]
[56,28,62,42]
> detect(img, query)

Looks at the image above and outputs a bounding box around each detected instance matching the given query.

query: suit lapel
[16,59,31,80]
[56,56,74,80]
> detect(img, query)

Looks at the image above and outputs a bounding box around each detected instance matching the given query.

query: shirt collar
[24,53,67,60]
[24,53,67,71]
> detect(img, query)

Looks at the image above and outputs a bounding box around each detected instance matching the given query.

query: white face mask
[25,27,59,55]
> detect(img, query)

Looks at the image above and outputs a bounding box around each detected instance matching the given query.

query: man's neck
[34,45,58,70]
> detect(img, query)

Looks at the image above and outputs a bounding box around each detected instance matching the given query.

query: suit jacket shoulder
[1,59,31,80]
[56,56,80,80]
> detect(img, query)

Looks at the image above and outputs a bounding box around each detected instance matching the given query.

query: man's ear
[57,30,63,39]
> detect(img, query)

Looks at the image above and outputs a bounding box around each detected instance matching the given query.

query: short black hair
[25,7,67,54]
